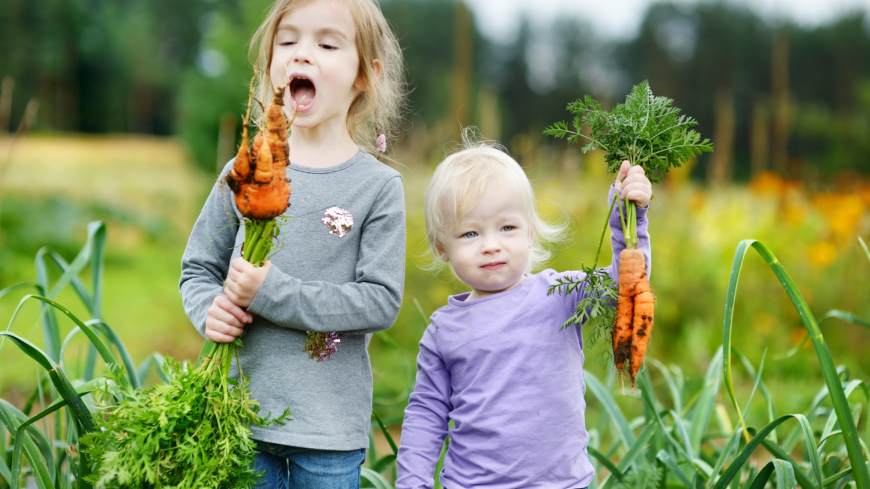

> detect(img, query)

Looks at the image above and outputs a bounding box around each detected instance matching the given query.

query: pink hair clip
[376,134,386,153]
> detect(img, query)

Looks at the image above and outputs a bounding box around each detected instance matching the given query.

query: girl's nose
[293,42,314,65]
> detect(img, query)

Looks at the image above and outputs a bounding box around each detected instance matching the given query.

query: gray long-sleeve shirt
[179,150,406,450]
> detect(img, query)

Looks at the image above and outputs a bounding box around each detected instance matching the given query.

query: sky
[465,0,870,43]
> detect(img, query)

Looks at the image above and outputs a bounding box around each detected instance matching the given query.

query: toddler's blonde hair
[249,0,405,156]
[424,130,567,274]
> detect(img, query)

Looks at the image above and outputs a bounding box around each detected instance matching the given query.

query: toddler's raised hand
[614,160,652,208]
[205,295,252,343]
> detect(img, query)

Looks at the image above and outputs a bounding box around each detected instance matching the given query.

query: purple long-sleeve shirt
[396,186,651,489]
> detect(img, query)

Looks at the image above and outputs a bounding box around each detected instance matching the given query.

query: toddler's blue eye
[502,225,515,232]
[462,231,477,238]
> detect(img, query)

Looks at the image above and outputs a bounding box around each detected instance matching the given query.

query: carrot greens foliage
[544,80,714,183]
[81,344,291,488]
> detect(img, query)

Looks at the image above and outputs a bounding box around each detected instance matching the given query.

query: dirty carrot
[629,274,655,384]
[226,76,294,221]
[614,248,646,371]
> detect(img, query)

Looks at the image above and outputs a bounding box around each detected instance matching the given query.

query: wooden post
[450,1,473,136]
[770,31,790,176]
[216,113,238,174]
[750,98,770,178]
[708,87,735,185]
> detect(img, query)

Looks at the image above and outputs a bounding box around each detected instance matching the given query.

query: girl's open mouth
[289,75,316,112]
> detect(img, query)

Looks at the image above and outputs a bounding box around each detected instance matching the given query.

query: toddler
[396,137,652,488]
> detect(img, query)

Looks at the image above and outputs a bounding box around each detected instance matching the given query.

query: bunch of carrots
[222,75,339,362]
[83,77,298,488]
[546,81,713,386]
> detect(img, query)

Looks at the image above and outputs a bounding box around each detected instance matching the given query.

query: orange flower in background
[859,182,870,207]
[807,240,838,268]
[790,326,810,350]
[749,171,783,196]
[811,193,866,243]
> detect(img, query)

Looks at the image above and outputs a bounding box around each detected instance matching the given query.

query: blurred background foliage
[1,0,869,439]
[2,0,870,176]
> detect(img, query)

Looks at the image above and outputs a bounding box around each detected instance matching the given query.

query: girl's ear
[354,59,383,92]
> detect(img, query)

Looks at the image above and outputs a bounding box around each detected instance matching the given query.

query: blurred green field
[1,135,869,432]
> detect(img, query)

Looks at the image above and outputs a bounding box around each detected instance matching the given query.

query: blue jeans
[252,440,366,489]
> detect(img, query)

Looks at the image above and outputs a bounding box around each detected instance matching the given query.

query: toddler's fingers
[616,160,631,183]
[622,173,653,191]
[627,165,646,176]
[623,188,652,206]
[622,186,652,204]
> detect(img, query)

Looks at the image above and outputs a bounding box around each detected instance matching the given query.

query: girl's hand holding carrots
[224,257,272,308]
[205,295,252,343]
[614,160,653,208]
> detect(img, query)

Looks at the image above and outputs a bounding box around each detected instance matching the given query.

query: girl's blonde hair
[249,0,406,155]
[424,129,568,274]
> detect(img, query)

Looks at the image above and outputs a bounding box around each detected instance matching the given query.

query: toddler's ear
[435,244,449,262]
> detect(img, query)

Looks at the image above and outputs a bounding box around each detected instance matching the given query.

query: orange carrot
[613,295,634,372]
[629,275,654,385]
[250,132,263,163]
[225,75,296,220]
[614,248,645,371]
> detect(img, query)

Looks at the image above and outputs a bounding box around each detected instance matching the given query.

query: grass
[2,221,869,487]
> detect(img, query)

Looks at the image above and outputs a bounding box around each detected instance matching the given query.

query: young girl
[396,138,652,489]
[179,0,406,487]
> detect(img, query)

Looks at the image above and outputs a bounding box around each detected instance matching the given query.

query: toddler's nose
[482,238,501,254]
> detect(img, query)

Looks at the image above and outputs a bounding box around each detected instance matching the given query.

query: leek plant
[2,226,869,488]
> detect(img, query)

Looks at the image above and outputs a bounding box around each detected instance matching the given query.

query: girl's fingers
[211,305,244,329]
[206,327,241,343]
[231,257,254,273]
[218,294,252,323]
[223,284,239,303]
[205,315,244,340]
[212,320,244,337]
[221,288,252,320]
[227,263,255,289]
[226,265,247,285]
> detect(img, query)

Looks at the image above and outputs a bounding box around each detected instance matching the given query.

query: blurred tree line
[1,0,869,179]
